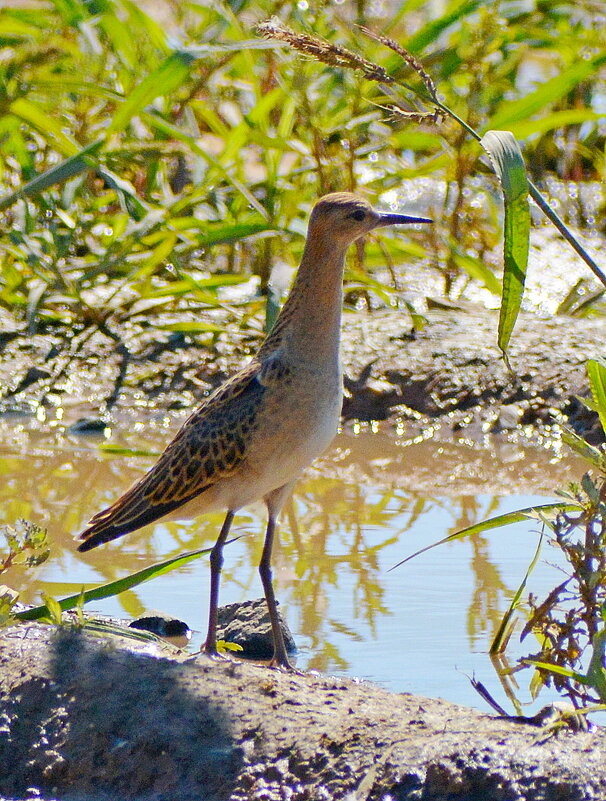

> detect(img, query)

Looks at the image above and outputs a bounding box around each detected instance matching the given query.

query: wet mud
[2,622,605,801]
[0,304,603,444]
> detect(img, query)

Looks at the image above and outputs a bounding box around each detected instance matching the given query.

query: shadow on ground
[0,626,240,800]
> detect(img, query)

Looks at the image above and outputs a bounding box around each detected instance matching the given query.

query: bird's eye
[349,209,366,221]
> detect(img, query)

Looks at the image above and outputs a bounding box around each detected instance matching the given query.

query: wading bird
[77,192,431,669]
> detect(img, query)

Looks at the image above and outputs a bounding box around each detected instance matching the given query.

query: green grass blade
[507,109,604,140]
[14,541,239,622]
[97,167,150,220]
[143,112,268,218]
[450,246,501,295]
[523,659,588,686]
[561,429,606,470]
[194,222,274,247]
[0,15,44,39]
[155,322,226,334]
[0,139,103,211]
[490,531,543,654]
[406,0,480,53]
[480,130,530,357]
[98,444,160,457]
[389,502,578,571]
[587,359,606,439]
[489,53,606,129]
[108,50,196,135]
[9,97,80,156]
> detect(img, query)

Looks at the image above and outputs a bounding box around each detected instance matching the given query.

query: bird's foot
[269,655,302,674]
[201,642,232,661]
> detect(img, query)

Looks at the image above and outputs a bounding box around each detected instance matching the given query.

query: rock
[129,613,191,645]
[493,402,524,431]
[216,598,296,659]
[66,417,109,435]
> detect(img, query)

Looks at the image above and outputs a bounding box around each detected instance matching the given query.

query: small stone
[494,403,523,431]
[216,598,296,660]
[67,417,109,435]
[129,614,191,645]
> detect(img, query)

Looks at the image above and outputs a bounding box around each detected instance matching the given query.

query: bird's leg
[259,514,293,670]
[203,510,235,657]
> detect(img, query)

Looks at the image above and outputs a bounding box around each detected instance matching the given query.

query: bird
[76,192,432,670]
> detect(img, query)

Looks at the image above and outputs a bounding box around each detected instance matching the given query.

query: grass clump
[1,0,604,352]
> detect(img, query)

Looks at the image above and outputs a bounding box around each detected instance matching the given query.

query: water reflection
[1,422,586,711]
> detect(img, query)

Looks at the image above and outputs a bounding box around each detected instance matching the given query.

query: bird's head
[308,192,432,247]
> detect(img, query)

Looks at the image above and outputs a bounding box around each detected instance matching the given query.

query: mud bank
[1,305,603,443]
[1,622,604,801]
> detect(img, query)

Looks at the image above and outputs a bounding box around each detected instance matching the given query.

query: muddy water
[1,414,586,713]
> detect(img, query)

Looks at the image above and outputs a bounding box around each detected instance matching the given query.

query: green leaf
[217,640,244,653]
[195,222,274,247]
[107,50,196,135]
[480,130,530,356]
[155,321,226,334]
[489,54,606,129]
[14,542,239,622]
[508,109,604,140]
[0,139,103,211]
[389,502,579,571]
[143,112,268,218]
[0,585,19,626]
[98,444,160,457]
[587,359,606,439]
[490,531,543,654]
[0,16,43,39]
[130,233,177,279]
[523,658,588,686]
[41,593,64,625]
[9,97,81,157]
[97,167,150,220]
[561,429,606,470]
[405,0,481,53]
[450,246,501,295]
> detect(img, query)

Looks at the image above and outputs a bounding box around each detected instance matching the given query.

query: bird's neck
[258,235,347,364]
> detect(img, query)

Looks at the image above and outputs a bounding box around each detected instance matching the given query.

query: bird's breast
[250,361,342,477]
[164,361,342,520]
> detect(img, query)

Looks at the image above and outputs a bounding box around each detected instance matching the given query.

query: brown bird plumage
[77,192,431,669]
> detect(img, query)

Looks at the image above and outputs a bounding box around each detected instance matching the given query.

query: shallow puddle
[1,414,587,714]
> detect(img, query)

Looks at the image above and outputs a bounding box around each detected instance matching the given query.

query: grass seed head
[358,26,439,103]
[257,18,393,84]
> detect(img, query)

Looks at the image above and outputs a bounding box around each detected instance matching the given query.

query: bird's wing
[77,359,268,551]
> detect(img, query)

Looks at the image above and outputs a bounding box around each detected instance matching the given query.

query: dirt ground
[2,622,606,801]
[1,303,604,444]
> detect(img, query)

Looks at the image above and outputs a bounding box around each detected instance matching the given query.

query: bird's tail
[76,478,192,552]
[76,492,149,552]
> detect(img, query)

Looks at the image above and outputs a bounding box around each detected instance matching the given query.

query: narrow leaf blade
[14,541,239,622]
[108,51,196,135]
[0,139,103,211]
[587,359,606,438]
[489,54,606,129]
[480,130,530,355]
[389,502,578,571]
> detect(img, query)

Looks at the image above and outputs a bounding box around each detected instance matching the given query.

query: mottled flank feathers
[77,361,266,550]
